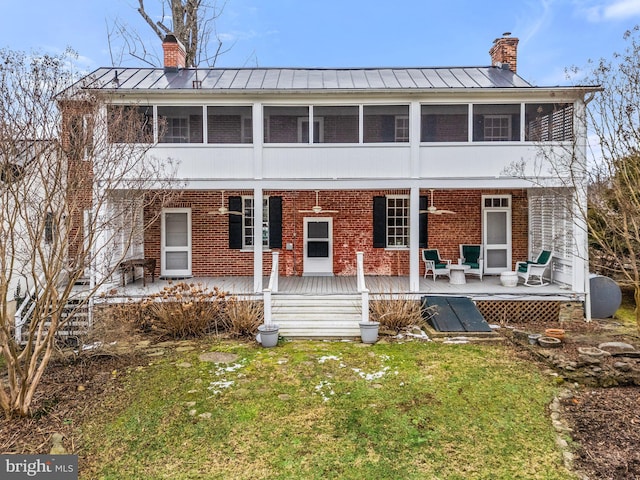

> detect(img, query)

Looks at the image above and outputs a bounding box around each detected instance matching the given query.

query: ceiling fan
[298,190,339,214]
[207,190,243,216]
[422,189,456,215]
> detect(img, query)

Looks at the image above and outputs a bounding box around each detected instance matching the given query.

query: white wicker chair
[459,244,483,281]
[516,250,552,286]
[422,249,451,281]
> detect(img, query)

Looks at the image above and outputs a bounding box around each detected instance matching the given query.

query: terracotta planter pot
[544,328,565,341]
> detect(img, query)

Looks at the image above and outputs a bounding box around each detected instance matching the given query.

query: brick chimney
[162,33,186,71]
[489,32,519,73]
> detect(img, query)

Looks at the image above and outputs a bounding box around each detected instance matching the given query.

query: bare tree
[108,0,230,67]
[580,26,640,327]
[0,48,176,417]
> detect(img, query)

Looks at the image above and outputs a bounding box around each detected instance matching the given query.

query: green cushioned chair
[422,249,451,281]
[516,250,552,286]
[459,244,484,281]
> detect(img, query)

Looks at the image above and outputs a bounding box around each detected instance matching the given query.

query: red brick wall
[144,189,529,278]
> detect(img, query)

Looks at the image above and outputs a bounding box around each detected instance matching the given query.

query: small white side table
[500,271,518,287]
[449,264,470,285]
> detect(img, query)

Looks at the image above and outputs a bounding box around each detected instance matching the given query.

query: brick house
[63,33,598,333]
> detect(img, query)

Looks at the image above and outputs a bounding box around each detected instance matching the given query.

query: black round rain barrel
[589,274,622,318]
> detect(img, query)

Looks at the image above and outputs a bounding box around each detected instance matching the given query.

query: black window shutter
[228,196,242,249]
[419,196,428,248]
[373,196,386,248]
[268,196,282,248]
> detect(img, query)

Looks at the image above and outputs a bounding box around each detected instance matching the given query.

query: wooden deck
[107,274,581,301]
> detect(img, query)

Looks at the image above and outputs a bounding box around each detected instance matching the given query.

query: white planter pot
[359,321,380,344]
[257,324,280,348]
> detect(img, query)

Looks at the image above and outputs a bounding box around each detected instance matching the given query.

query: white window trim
[395,115,409,142]
[386,195,410,249]
[241,196,270,250]
[483,114,512,141]
[297,117,324,143]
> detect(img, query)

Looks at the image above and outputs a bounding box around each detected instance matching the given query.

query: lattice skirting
[475,300,582,324]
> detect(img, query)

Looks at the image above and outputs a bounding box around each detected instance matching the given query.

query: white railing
[13,273,45,343]
[356,252,369,323]
[263,252,279,326]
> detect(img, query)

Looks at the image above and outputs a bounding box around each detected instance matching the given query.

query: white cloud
[577,0,640,21]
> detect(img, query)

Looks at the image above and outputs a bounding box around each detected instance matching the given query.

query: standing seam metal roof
[79,66,534,91]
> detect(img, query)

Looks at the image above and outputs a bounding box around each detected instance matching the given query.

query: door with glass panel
[161,209,191,277]
[303,218,333,275]
[482,196,512,274]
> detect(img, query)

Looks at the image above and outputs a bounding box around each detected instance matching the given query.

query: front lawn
[81,340,574,479]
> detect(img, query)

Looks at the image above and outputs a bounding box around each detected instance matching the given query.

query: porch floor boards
[111,275,577,300]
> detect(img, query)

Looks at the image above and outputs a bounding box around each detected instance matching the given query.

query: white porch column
[410,101,421,178]
[253,185,263,293]
[253,102,263,180]
[574,99,590,320]
[409,186,420,292]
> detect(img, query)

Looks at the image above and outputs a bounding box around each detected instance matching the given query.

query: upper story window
[298,117,324,143]
[264,106,309,143]
[472,104,520,142]
[158,106,203,144]
[207,106,253,144]
[69,113,94,159]
[363,105,410,143]
[107,105,154,144]
[525,103,574,142]
[313,106,359,143]
[421,104,468,142]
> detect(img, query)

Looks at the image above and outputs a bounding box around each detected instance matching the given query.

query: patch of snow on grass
[314,380,335,402]
[318,355,341,364]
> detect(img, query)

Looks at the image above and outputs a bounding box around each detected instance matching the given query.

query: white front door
[482,195,512,274]
[303,217,333,276]
[161,208,192,277]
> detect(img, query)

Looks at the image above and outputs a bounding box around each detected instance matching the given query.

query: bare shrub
[370,295,426,333]
[224,297,263,338]
[139,282,229,340]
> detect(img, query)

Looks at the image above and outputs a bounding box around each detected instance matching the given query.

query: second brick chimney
[489,32,519,73]
[162,33,186,71]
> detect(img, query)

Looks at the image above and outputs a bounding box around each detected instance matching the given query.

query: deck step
[271,294,362,337]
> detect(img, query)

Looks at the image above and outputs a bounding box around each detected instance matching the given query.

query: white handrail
[268,251,279,293]
[13,273,45,342]
[356,252,366,293]
[263,252,279,327]
[356,252,370,323]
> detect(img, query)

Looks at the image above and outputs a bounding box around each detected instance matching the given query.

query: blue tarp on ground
[421,296,493,332]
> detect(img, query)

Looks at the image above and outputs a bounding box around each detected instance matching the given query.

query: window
[207,106,253,144]
[242,197,269,249]
[107,105,153,143]
[421,104,468,142]
[483,115,512,141]
[395,116,409,142]
[472,104,520,141]
[68,114,94,159]
[264,106,309,143]
[313,106,359,143]
[298,117,324,143]
[525,103,574,142]
[44,212,54,244]
[158,106,203,143]
[386,196,409,247]
[363,105,410,142]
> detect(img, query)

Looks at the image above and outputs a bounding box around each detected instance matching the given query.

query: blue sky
[0,0,639,86]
